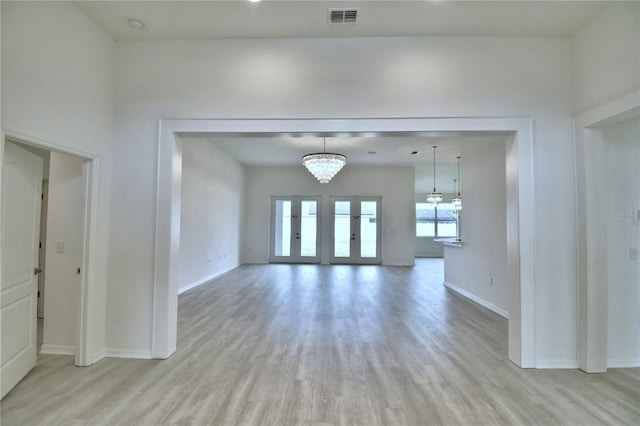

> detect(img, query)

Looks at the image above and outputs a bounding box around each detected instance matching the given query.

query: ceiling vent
[328,8,359,24]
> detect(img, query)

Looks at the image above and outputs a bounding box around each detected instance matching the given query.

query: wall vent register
[328,8,359,24]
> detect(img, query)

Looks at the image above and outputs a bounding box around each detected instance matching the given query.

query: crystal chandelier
[427,145,442,206]
[452,156,462,210]
[302,138,347,184]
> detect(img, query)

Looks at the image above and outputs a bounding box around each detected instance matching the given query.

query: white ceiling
[183,133,507,191]
[74,0,610,41]
[73,0,611,191]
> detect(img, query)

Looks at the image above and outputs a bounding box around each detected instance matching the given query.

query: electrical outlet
[207,257,211,264]
[630,248,638,261]
[56,241,64,253]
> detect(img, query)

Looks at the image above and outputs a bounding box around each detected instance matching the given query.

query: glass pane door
[333,200,351,258]
[273,199,291,257]
[299,200,318,258]
[270,196,320,263]
[331,197,381,264]
[360,200,378,258]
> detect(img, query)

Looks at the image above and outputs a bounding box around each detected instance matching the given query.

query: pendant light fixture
[452,178,458,204]
[302,138,347,184]
[427,145,443,206]
[452,156,462,210]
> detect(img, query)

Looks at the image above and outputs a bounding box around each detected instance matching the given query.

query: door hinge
[76,268,81,275]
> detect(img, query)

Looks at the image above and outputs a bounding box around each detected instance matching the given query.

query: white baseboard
[607,359,640,368]
[40,344,75,355]
[178,266,236,295]
[40,345,149,362]
[536,360,579,369]
[104,349,152,359]
[443,281,509,319]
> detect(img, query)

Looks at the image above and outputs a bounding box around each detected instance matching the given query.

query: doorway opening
[270,196,321,264]
[575,91,640,372]
[330,196,382,264]
[1,133,99,398]
[153,117,535,369]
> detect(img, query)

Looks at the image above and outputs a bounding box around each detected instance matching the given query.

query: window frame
[416,202,458,238]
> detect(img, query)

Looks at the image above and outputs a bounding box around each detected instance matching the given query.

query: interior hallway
[1,259,638,425]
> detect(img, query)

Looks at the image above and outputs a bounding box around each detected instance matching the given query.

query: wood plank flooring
[1,259,638,425]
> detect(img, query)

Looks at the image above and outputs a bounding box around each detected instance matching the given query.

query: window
[416,202,457,237]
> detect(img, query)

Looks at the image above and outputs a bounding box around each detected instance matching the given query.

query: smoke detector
[128,19,144,30]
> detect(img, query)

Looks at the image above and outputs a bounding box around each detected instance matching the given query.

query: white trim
[153,117,536,368]
[40,345,75,356]
[573,90,640,128]
[607,359,640,368]
[104,349,152,359]
[443,281,509,319]
[536,360,579,369]
[178,268,235,295]
[152,122,181,359]
[2,128,98,160]
[76,158,99,367]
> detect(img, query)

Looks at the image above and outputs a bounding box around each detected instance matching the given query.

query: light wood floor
[2,260,638,425]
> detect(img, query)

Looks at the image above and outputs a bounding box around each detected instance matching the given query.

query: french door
[270,196,321,263]
[331,196,382,264]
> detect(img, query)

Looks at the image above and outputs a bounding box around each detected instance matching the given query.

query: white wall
[443,137,508,315]
[179,137,245,293]
[244,165,415,265]
[604,117,640,367]
[1,1,115,361]
[415,238,444,258]
[110,35,576,361]
[572,2,640,113]
[41,152,85,354]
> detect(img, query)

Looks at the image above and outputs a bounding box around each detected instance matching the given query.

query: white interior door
[331,196,382,264]
[270,196,320,263]
[1,141,43,399]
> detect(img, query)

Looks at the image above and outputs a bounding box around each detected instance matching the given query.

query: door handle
[353,215,360,219]
[33,267,42,275]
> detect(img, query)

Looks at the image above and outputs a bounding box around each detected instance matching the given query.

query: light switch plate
[56,241,64,254]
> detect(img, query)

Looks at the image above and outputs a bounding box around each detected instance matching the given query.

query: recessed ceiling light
[248,0,262,3]
[128,19,144,30]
